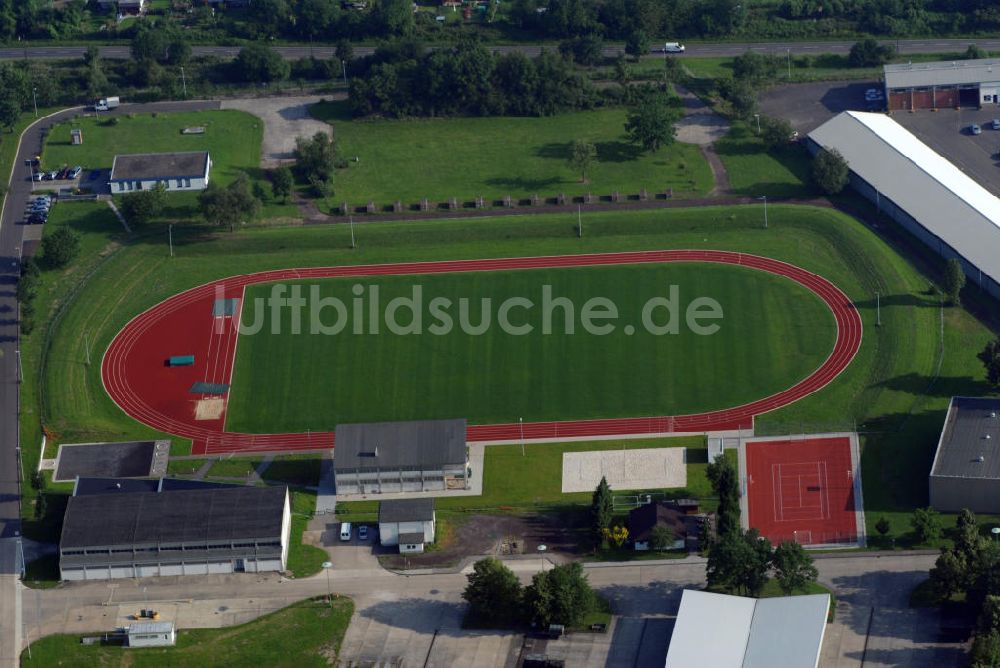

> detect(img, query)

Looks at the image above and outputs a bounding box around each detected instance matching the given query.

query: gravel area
[221,95,331,167]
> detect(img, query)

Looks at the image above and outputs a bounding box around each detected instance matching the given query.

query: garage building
[808,111,1000,300]
[884,58,1000,111]
[929,397,1000,513]
[334,419,468,495]
[59,484,290,581]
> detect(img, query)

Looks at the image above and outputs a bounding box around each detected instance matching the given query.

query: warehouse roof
[808,111,1000,289]
[379,498,435,524]
[665,590,829,668]
[60,485,287,549]
[110,151,210,181]
[885,58,1000,90]
[334,419,466,471]
[930,397,1000,479]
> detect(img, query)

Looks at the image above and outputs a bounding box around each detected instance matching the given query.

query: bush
[812,147,849,195]
[40,227,81,268]
[849,39,895,68]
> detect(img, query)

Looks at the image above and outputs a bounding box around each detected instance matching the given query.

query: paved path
[4,38,1000,62]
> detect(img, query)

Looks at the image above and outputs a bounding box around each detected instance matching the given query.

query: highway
[2,38,1000,61]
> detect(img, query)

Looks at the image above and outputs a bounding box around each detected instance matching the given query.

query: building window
[985,95,992,102]
[177,179,183,188]
[185,178,192,187]
[136,181,143,190]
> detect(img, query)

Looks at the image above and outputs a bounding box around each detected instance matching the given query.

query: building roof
[334,419,466,471]
[127,621,174,635]
[74,477,160,496]
[664,590,829,668]
[379,498,435,524]
[628,502,689,542]
[930,397,1000,479]
[398,532,426,544]
[808,111,1000,289]
[885,58,1000,90]
[110,151,210,181]
[60,486,288,549]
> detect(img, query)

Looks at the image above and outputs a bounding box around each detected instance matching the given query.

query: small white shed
[378,499,435,554]
[126,621,176,648]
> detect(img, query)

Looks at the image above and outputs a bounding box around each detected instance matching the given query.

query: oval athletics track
[101,249,864,455]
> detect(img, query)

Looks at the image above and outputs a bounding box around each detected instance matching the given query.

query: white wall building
[109,151,212,194]
[126,621,176,648]
[378,499,435,554]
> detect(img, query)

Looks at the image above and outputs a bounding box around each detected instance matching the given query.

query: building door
[234,559,245,572]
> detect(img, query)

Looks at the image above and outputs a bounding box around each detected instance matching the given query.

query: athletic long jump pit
[561,447,687,492]
[740,433,866,548]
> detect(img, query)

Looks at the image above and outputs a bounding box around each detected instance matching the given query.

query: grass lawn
[19,202,996,547]
[40,110,297,221]
[288,490,328,578]
[21,596,354,667]
[206,457,262,479]
[715,123,817,198]
[226,262,835,431]
[166,459,204,475]
[336,436,709,522]
[310,101,713,208]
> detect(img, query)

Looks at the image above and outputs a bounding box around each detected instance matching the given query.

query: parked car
[56,167,70,180]
[31,172,43,181]
[971,124,983,135]
[992,119,1000,130]
[358,525,369,540]
[44,170,57,180]
[68,166,82,179]
[27,213,47,225]
[865,88,885,102]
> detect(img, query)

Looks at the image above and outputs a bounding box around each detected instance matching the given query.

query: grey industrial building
[808,111,1000,301]
[333,419,468,494]
[59,484,291,581]
[884,58,1000,111]
[929,397,1000,513]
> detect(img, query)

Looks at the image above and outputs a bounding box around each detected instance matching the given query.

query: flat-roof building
[59,484,291,581]
[109,151,212,194]
[929,397,1000,513]
[808,111,1000,300]
[664,589,829,668]
[884,58,1000,111]
[333,419,468,495]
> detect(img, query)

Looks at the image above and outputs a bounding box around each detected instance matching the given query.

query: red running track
[101,250,863,455]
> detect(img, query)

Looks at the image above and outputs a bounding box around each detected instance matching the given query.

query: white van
[663,42,685,54]
[340,522,352,541]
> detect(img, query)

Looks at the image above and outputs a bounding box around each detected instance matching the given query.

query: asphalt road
[3,38,1000,62]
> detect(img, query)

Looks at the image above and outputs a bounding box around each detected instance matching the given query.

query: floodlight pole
[84,332,90,366]
[876,291,881,327]
[754,113,761,135]
[342,60,348,89]
[180,66,187,98]
[577,204,582,238]
[32,87,37,118]
[519,417,524,457]
[787,49,791,80]
[349,215,356,249]
[168,223,174,258]
[758,195,768,229]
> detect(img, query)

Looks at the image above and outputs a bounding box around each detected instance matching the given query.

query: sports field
[224,263,836,433]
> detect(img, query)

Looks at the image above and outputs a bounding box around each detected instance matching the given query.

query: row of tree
[15,228,81,335]
[463,557,598,629]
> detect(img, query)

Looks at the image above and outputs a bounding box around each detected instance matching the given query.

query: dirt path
[700,144,732,196]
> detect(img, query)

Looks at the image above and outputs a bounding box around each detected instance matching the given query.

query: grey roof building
[808,111,1000,300]
[378,499,436,554]
[59,485,291,581]
[929,397,1000,513]
[884,58,1000,110]
[334,419,468,494]
[110,151,212,193]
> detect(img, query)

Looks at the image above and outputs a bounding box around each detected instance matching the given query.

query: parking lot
[761,79,1000,196]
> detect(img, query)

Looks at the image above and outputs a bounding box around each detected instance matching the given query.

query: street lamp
[758,195,768,229]
[992,527,1000,541]
[753,113,761,135]
[342,60,348,89]
[31,87,37,118]
[180,66,187,98]
[322,561,333,605]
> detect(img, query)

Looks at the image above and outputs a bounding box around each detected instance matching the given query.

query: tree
[602,524,629,548]
[294,131,338,185]
[849,38,896,68]
[650,525,675,551]
[718,76,758,119]
[568,139,597,183]
[41,227,81,268]
[624,93,681,153]
[707,529,772,597]
[198,174,261,231]
[559,34,604,66]
[662,57,684,84]
[374,0,414,36]
[234,44,290,83]
[120,183,166,227]
[335,39,354,65]
[707,454,741,538]
[0,91,20,132]
[875,516,891,542]
[812,147,850,195]
[271,166,293,203]
[772,540,818,595]
[524,562,595,627]
[624,30,650,62]
[944,258,966,306]
[957,509,985,560]
[759,116,795,152]
[978,338,1000,389]
[930,549,969,600]
[965,44,988,60]
[462,557,523,627]
[912,506,943,545]
[732,52,778,84]
[591,475,613,545]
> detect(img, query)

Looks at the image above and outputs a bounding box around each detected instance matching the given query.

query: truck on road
[94,96,120,111]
